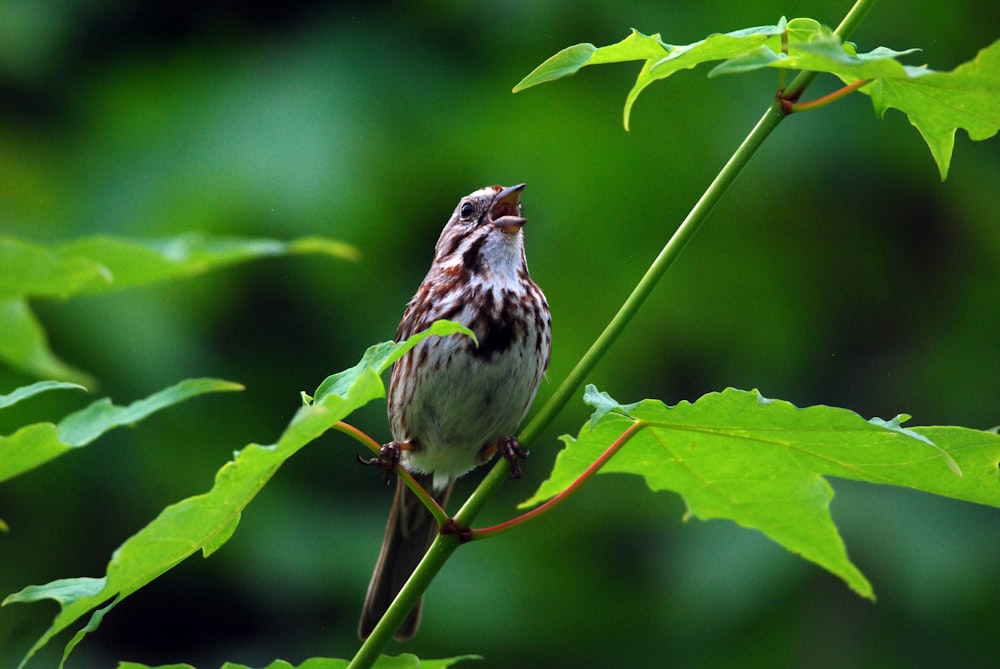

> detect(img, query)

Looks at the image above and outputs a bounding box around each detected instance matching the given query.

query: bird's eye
[460,202,475,218]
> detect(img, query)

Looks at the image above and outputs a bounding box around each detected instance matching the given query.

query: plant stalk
[782,0,876,102]
[453,89,793,526]
[352,96,791,669]
[349,0,879,663]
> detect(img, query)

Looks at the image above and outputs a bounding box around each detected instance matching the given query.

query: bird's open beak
[490,183,527,234]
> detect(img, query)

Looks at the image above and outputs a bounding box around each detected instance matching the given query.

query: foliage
[3,321,468,669]
[0,234,356,384]
[526,385,997,600]
[115,655,480,669]
[513,17,1000,179]
[0,378,243,486]
[1,1,998,668]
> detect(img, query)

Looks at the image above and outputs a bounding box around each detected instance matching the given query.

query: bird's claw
[357,441,403,485]
[496,435,529,479]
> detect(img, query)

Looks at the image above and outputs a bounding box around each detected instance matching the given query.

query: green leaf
[0,378,244,484]
[3,577,107,607]
[863,39,1000,180]
[0,298,95,385]
[582,384,639,429]
[621,20,792,130]
[56,378,242,445]
[3,324,469,669]
[61,598,116,666]
[869,415,962,476]
[511,43,598,92]
[524,388,1000,600]
[514,19,791,129]
[0,234,358,300]
[711,32,999,180]
[115,654,481,669]
[362,655,481,669]
[514,21,998,177]
[313,319,475,402]
[0,380,86,410]
[0,238,108,300]
[0,233,358,383]
[202,514,241,559]
[708,23,923,79]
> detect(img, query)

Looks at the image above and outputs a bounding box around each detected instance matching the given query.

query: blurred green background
[1,1,998,667]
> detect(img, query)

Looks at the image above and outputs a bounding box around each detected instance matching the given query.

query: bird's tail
[358,475,452,640]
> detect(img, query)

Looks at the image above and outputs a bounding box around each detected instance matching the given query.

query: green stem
[508,0,879,468]
[453,81,788,529]
[349,533,460,669]
[833,0,878,41]
[356,94,791,663]
[349,0,879,663]
[781,0,876,103]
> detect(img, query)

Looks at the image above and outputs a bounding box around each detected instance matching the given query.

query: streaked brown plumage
[359,184,551,640]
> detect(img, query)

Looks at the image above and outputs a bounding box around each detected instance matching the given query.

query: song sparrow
[359,183,552,640]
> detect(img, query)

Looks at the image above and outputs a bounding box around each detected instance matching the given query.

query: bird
[358,183,551,640]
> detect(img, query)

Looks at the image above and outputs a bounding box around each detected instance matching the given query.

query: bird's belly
[400,335,542,482]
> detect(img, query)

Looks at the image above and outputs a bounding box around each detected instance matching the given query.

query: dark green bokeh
[1,2,997,667]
